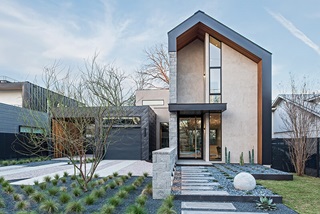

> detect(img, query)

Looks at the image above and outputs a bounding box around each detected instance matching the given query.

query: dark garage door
[104,128,141,160]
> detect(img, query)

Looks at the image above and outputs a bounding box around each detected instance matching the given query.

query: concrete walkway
[0,159,152,185]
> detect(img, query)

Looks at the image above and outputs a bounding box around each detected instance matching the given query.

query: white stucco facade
[0,90,22,107]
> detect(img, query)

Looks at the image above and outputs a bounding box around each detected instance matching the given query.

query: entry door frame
[177,113,204,159]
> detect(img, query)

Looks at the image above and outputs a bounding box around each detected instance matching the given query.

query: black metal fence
[272,138,320,177]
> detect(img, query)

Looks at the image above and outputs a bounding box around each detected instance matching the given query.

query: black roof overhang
[169,103,227,115]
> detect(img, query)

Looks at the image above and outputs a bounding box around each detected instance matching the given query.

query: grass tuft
[59,192,71,204]
[39,199,59,213]
[65,201,85,213]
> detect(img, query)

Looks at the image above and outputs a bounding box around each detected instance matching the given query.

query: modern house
[167,11,272,164]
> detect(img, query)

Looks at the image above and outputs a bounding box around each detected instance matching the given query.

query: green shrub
[39,182,47,190]
[142,183,152,196]
[52,179,58,186]
[113,172,118,177]
[4,185,15,194]
[115,178,123,186]
[120,175,128,182]
[71,174,77,180]
[136,195,147,206]
[163,195,174,208]
[72,187,82,197]
[102,177,109,182]
[60,177,67,183]
[108,175,114,179]
[0,197,5,208]
[97,179,105,185]
[30,191,45,203]
[15,201,29,210]
[100,204,115,214]
[71,182,77,188]
[89,181,97,189]
[108,196,122,206]
[84,194,96,205]
[43,176,51,183]
[65,201,85,213]
[48,187,59,196]
[59,192,71,204]
[33,180,39,185]
[23,185,35,195]
[10,160,17,165]
[122,185,136,192]
[39,199,59,213]
[127,172,133,177]
[157,206,176,214]
[116,190,128,199]
[54,174,60,180]
[256,197,277,211]
[94,173,99,179]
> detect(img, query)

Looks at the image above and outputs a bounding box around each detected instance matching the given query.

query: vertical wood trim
[258,61,263,164]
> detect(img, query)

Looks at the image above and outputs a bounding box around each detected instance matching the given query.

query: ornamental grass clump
[157,195,176,214]
[4,184,15,194]
[0,176,5,184]
[126,204,147,214]
[39,199,59,213]
[100,204,115,214]
[91,188,105,198]
[23,185,35,196]
[84,194,96,205]
[108,196,122,207]
[15,201,30,211]
[0,197,5,208]
[30,191,45,203]
[39,182,47,190]
[116,190,129,199]
[65,201,85,213]
[13,193,23,201]
[113,172,119,177]
[60,177,67,183]
[52,179,58,186]
[136,194,147,206]
[48,187,59,196]
[43,176,51,183]
[59,192,71,204]
[72,187,82,197]
[63,171,69,177]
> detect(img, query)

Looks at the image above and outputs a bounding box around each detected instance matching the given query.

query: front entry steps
[180,202,268,214]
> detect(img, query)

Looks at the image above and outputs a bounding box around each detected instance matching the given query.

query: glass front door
[178,116,202,159]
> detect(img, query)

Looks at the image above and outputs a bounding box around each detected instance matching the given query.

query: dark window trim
[209,36,222,103]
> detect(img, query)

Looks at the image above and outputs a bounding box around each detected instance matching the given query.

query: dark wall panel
[105,128,141,160]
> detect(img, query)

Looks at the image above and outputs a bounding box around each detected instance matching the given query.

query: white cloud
[0,1,128,79]
[267,9,320,55]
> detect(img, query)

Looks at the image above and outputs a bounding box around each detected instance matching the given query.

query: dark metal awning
[168,103,227,115]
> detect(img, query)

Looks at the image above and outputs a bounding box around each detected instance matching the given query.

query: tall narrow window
[209,36,221,103]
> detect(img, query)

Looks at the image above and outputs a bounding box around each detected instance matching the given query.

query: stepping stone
[181,202,236,210]
[181,172,211,175]
[181,211,267,214]
[181,174,209,177]
[181,190,229,195]
[181,186,213,190]
[182,176,215,180]
[182,182,220,186]
[181,179,210,183]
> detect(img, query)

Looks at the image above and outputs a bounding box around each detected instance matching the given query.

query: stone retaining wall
[152,147,177,199]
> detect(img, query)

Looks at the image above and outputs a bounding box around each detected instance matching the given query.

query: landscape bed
[0,172,178,214]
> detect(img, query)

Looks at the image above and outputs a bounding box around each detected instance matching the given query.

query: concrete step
[181,186,214,190]
[181,202,236,210]
[181,179,210,183]
[182,182,220,186]
[181,190,229,196]
[181,176,216,180]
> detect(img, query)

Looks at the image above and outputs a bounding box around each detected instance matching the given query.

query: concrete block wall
[152,147,177,199]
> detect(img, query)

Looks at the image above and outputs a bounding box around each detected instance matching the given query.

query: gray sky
[0,0,319,98]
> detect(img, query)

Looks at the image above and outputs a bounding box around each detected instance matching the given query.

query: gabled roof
[168,10,271,63]
[272,94,320,117]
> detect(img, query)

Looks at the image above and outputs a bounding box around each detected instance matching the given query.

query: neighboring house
[0,79,79,159]
[167,11,272,164]
[272,94,320,138]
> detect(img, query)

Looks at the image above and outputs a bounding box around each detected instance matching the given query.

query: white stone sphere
[233,172,256,191]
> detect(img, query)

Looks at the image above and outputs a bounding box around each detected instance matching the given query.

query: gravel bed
[172,165,278,197]
[216,164,291,175]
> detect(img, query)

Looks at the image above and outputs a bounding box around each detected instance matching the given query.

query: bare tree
[13,57,130,191]
[137,43,169,88]
[279,76,319,176]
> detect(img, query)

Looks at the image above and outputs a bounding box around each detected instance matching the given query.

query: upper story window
[209,36,221,103]
[142,100,164,106]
